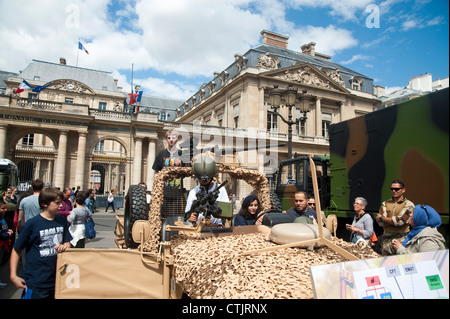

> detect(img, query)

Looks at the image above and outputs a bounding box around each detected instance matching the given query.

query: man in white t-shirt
[185,155,229,225]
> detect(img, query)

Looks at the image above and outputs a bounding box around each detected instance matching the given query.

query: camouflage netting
[141,164,380,298]
[142,164,272,252]
[170,233,379,299]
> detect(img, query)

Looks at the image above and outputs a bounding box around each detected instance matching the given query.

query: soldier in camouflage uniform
[376,180,415,256]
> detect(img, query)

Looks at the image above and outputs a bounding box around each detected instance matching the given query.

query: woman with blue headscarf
[392,204,446,255]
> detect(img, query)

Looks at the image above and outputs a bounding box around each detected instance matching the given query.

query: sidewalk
[84,207,123,249]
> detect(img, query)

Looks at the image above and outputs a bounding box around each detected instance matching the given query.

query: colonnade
[0,125,158,192]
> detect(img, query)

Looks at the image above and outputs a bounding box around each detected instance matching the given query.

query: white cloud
[0,0,373,100]
[284,0,373,21]
[402,19,419,30]
[134,0,268,77]
[289,25,358,56]
[340,54,371,65]
[136,77,198,100]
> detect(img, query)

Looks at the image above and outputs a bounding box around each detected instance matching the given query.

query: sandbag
[269,223,332,248]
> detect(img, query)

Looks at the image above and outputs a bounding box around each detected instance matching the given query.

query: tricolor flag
[14,80,33,94]
[78,41,89,54]
[137,90,143,103]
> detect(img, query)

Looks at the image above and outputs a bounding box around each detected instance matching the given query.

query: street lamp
[269,84,314,178]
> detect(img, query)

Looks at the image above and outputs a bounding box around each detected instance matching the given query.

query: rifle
[184,180,229,223]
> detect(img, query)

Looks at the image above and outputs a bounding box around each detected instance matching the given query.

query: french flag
[78,41,89,54]
[14,79,33,94]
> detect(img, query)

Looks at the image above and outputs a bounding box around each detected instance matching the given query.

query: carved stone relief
[275,66,334,90]
[321,68,346,87]
[50,79,95,94]
[257,52,280,69]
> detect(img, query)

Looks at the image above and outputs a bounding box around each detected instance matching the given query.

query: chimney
[301,42,331,59]
[301,42,316,56]
[60,57,67,65]
[261,30,289,49]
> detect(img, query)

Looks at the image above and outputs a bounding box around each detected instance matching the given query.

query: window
[102,86,108,91]
[217,113,223,127]
[27,93,38,100]
[233,104,239,128]
[295,108,306,136]
[159,112,167,121]
[65,97,74,103]
[322,113,331,138]
[33,76,40,81]
[99,102,107,110]
[94,140,105,152]
[267,111,278,132]
[351,77,362,91]
[22,134,34,146]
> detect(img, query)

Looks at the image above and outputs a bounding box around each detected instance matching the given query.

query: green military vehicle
[273,88,449,240]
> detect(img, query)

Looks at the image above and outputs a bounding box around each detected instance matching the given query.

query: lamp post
[269,84,313,178]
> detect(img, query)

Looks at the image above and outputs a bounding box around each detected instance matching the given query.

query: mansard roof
[247,44,371,89]
[178,43,375,116]
[19,60,120,93]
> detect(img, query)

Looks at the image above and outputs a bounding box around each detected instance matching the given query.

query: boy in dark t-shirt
[10,188,72,299]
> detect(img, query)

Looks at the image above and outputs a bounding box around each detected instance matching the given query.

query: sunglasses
[308,203,316,206]
[390,187,403,191]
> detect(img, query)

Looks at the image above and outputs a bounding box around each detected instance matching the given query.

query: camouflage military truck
[273,88,449,240]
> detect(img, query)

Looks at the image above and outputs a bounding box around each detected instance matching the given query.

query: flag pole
[76,38,80,67]
[131,63,134,113]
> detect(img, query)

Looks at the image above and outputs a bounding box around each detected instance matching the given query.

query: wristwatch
[378,216,384,222]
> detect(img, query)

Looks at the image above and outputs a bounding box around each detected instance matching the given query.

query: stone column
[315,97,322,137]
[146,139,156,190]
[132,137,143,184]
[54,130,68,189]
[0,125,7,159]
[74,132,87,188]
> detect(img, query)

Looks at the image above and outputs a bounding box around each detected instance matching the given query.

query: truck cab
[274,156,330,212]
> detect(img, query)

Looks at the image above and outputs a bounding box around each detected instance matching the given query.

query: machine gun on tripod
[184,180,228,225]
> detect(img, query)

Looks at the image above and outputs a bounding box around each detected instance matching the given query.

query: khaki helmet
[192,154,217,182]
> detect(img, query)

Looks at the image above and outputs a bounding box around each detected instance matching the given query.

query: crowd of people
[0,180,110,297]
[231,179,446,259]
[0,131,447,299]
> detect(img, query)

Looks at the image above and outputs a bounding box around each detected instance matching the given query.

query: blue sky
[0,0,448,99]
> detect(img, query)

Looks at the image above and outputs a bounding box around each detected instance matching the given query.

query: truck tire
[124,185,149,248]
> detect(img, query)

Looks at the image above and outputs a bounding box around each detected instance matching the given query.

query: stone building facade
[1,30,380,203]
[176,30,380,192]
[0,59,164,194]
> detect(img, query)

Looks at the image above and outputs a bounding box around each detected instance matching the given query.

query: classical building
[0,59,168,195]
[176,30,380,191]
[1,30,380,205]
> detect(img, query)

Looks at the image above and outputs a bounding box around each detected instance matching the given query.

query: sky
[0,0,448,100]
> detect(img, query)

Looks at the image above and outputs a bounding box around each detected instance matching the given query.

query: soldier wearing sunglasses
[376,180,415,256]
